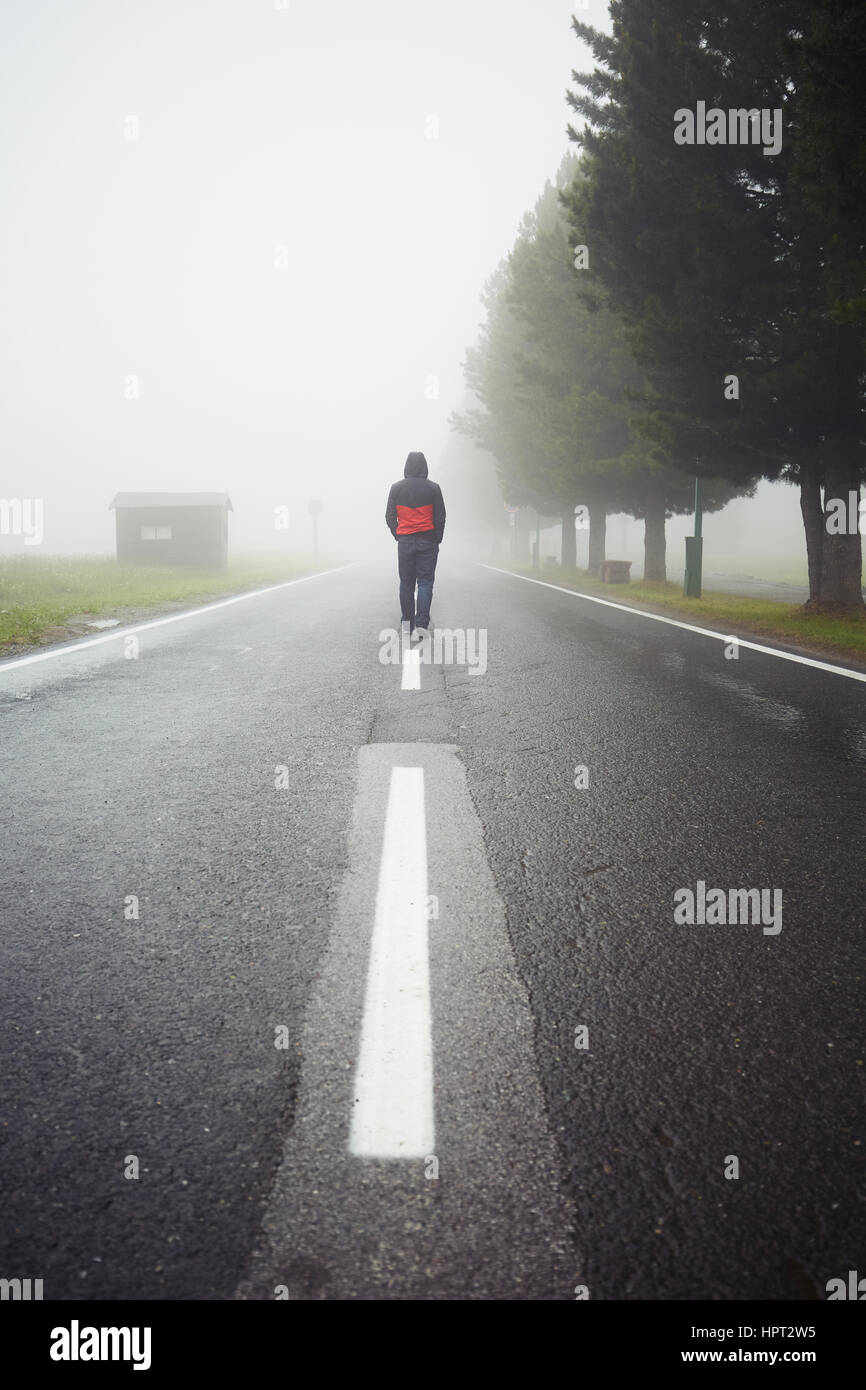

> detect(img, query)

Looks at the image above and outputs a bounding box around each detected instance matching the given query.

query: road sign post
[504,503,519,564]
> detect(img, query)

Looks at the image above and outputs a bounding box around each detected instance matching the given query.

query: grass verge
[0,553,326,654]
[518,565,866,665]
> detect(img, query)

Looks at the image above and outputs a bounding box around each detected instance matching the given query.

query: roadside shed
[108,493,232,568]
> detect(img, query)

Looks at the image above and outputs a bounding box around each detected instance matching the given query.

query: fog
[0,0,586,558]
[572,481,808,583]
[0,0,814,573]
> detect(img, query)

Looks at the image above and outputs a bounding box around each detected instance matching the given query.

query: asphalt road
[0,558,863,1301]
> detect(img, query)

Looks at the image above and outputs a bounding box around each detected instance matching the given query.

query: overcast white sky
[1,0,612,554]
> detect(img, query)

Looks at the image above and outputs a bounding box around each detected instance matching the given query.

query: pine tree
[564,0,866,608]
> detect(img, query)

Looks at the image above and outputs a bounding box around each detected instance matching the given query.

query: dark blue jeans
[397,534,439,628]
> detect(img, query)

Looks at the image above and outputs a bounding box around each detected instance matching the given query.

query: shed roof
[109,492,233,511]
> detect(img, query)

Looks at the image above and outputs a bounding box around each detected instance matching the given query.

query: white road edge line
[401,646,421,690]
[349,766,434,1159]
[0,565,355,673]
[479,564,866,685]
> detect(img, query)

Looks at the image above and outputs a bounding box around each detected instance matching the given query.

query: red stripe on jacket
[395,503,434,535]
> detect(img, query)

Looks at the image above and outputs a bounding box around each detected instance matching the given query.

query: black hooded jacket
[385,452,446,544]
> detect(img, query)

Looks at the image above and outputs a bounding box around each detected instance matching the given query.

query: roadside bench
[600,559,632,584]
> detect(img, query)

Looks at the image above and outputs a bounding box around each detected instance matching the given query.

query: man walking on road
[385,451,446,638]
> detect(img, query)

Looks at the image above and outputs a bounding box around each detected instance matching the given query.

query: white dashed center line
[236,744,574,1299]
[401,646,421,690]
[349,766,434,1158]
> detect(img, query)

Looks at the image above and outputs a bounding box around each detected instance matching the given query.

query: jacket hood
[404,451,429,478]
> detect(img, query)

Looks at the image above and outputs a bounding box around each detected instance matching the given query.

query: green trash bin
[684,535,703,597]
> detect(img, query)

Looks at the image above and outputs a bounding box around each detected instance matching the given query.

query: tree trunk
[799,461,824,603]
[816,458,864,612]
[643,493,667,582]
[587,503,606,575]
[561,507,576,570]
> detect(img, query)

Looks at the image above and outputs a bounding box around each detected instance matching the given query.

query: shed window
[140,525,172,540]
